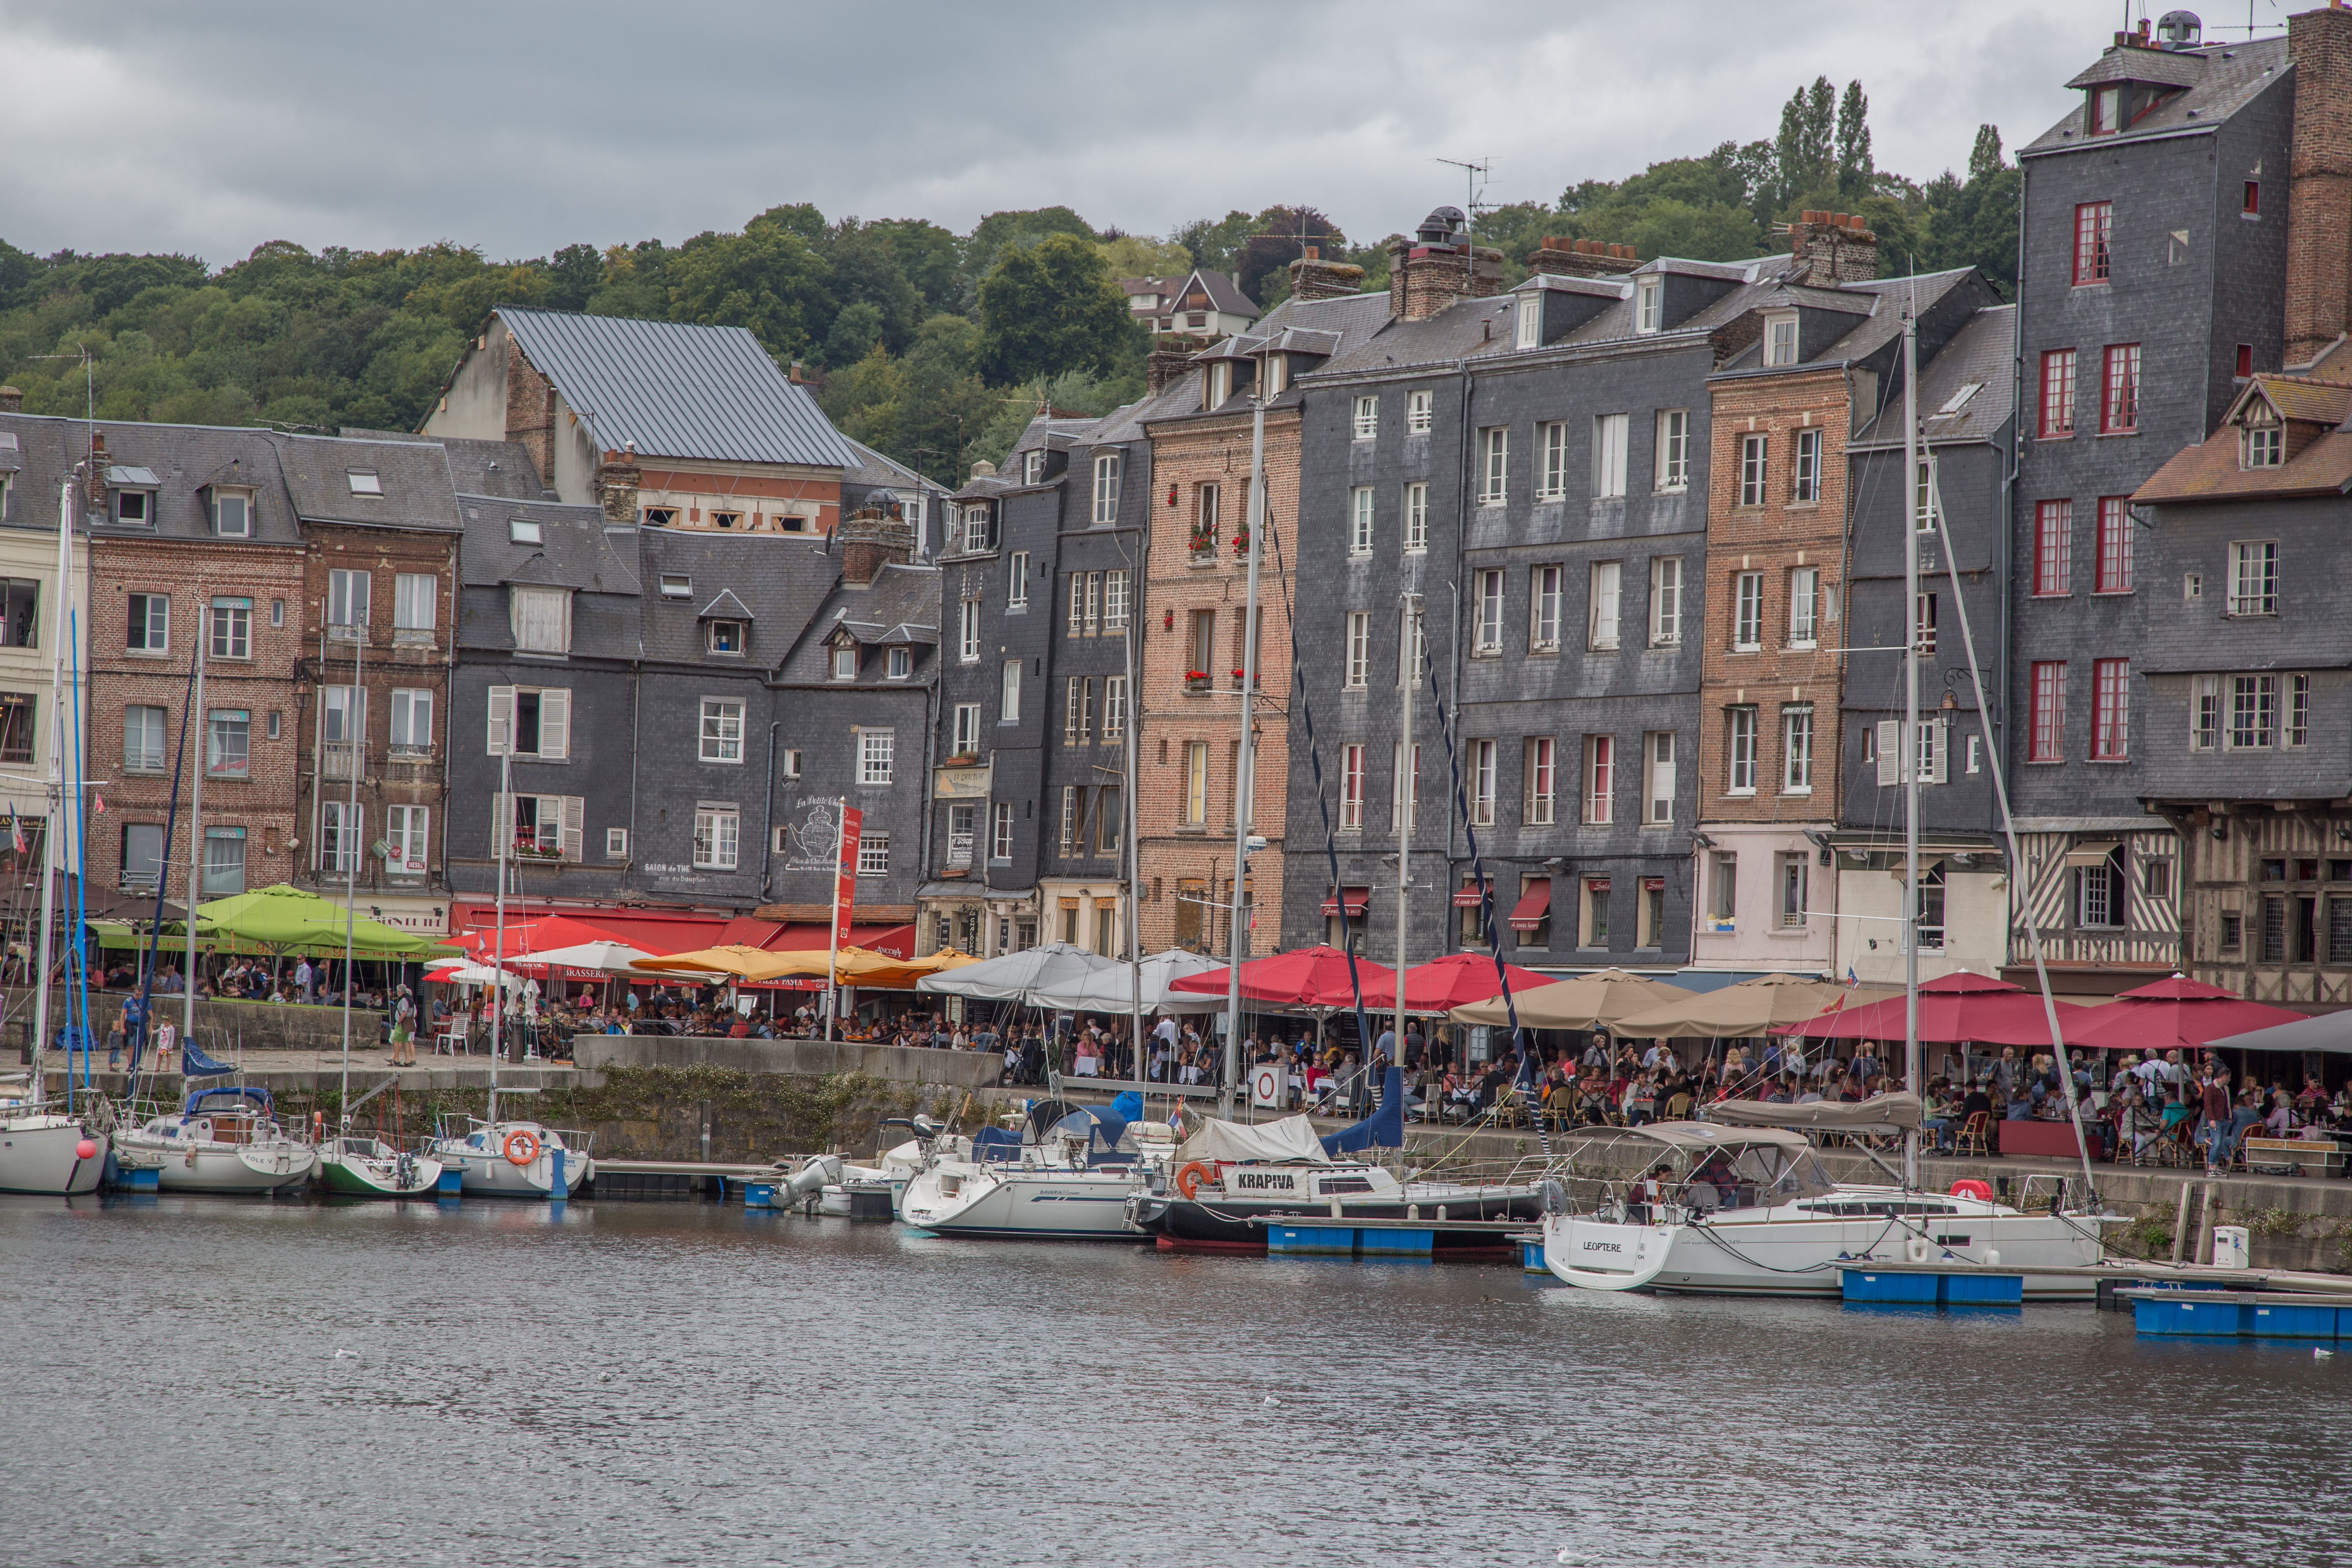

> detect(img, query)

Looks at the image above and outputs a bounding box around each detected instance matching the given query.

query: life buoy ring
[1950,1178,1993,1202]
[1175,1161,1213,1200]
[503,1129,542,1166]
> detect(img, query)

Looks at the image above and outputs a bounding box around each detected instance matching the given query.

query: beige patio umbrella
[1605,972,1898,1040]
[1448,968,1692,1030]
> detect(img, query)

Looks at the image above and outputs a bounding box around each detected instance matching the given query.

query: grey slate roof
[1852,304,2018,450]
[638,528,837,669]
[2,412,303,545]
[1809,268,1978,367]
[273,432,463,532]
[339,429,548,499]
[2026,37,2291,155]
[496,307,860,469]
[1148,290,1395,420]
[456,494,636,593]
[777,561,943,683]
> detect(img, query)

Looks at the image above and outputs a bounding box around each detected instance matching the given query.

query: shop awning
[1319,886,1370,917]
[2064,840,2122,868]
[1451,883,1488,909]
[1507,878,1553,932]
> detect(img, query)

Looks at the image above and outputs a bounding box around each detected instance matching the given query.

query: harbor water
[2,1194,2343,1568]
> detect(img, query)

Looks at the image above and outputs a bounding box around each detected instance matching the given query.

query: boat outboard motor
[784,1154,843,1203]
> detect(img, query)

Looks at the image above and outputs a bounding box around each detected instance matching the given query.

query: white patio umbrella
[499,939,663,976]
[426,962,529,992]
[913,942,1116,1005]
[1028,949,1228,1012]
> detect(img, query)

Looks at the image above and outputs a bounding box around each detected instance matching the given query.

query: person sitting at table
[1624,1072,1659,1126]
[2003,1078,2035,1121]
[1923,1081,1959,1153]
[1762,1076,1796,1106]
[2263,1088,2297,1139]
[1574,1074,1611,1127]
[1632,1163,1672,1224]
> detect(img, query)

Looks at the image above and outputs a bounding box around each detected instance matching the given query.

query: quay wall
[7,988,386,1054]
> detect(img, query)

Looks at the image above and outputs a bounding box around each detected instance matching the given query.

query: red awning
[715,916,785,948]
[1507,879,1553,932]
[1451,884,1487,908]
[756,922,916,959]
[564,910,728,953]
[1319,886,1370,917]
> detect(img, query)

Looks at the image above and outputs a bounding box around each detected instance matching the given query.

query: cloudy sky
[0,0,2278,266]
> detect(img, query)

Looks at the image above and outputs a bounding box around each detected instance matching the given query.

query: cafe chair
[1953,1111,1992,1158]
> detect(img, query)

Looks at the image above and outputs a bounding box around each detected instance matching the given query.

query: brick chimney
[596,445,640,527]
[2287,4,2352,366]
[838,504,914,587]
[0,386,21,413]
[1787,211,1879,285]
[1525,238,1641,279]
[1148,337,1206,394]
[1386,208,1508,320]
[86,431,108,505]
[1288,249,1366,301]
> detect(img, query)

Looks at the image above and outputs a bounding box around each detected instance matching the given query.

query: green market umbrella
[168,883,457,960]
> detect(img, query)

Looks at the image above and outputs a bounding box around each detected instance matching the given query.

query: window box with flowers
[1184,669,1213,693]
[1188,520,1219,558]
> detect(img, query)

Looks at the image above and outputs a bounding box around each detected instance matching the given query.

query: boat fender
[1175,1161,1213,1200]
[313,1112,325,1144]
[1905,1234,1931,1265]
[1949,1179,1993,1202]
[503,1129,542,1166]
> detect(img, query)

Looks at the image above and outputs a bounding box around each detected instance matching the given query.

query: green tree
[1774,77,1837,210]
[822,301,887,369]
[663,224,833,360]
[1836,81,1874,199]
[973,233,1139,386]
[1097,232,1191,280]
[862,218,963,315]
[959,206,1098,309]
[822,222,923,356]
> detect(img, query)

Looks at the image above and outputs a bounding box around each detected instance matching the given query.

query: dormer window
[1091,453,1121,524]
[212,489,253,537]
[509,517,540,545]
[1515,294,1540,350]
[2088,81,2182,137]
[961,502,992,553]
[660,573,692,598]
[2243,424,2284,469]
[887,646,911,679]
[1762,312,1799,368]
[1635,277,1662,335]
[704,619,745,655]
[346,469,382,496]
[1205,361,1234,409]
[831,643,858,680]
[1023,450,1044,484]
[115,490,152,525]
[2091,85,2122,135]
[1262,355,1288,397]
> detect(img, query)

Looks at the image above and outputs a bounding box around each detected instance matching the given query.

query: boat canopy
[1616,1122,1814,1154]
[1706,1090,1924,1137]
[1175,1114,1332,1166]
[181,1085,273,1118]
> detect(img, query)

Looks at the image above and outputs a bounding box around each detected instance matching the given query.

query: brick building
[0,403,92,893]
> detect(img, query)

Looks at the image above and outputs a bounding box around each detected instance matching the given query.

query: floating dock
[2122,1287,2352,1339]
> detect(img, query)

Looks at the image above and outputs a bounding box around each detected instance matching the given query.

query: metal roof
[496,307,859,470]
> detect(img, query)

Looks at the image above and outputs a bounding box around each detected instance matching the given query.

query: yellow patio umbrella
[1606,972,1898,1040]
[1448,967,1694,1030]
[633,944,812,983]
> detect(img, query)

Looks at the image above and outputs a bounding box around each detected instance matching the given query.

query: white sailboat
[900,1100,1170,1241]
[115,1084,316,1193]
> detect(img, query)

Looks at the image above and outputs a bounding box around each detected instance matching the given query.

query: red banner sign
[834,805,862,949]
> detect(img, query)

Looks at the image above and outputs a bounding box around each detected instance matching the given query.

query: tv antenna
[1434,156,1495,248]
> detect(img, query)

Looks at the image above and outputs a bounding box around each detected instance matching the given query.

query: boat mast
[1223,377,1268,1114]
[1393,592,1419,1079]
[1901,300,1922,1191]
[29,479,76,1112]
[187,589,207,1061]
[490,736,509,1125]
[339,613,361,1127]
[1121,548,1144,1113]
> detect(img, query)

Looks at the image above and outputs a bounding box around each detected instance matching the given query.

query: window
[125,704,167,772]
[858,833,889,876]
[641,507,676,529]
[2073,201,2113,285]
[1063,677,1091,744]
[485,686,568,759]
[2289,673,2310,747]
[383,804,428,877]
[1915,592,1937,654]
[693,808,740,870]
[120,822,165,891]
[2193,676,2219,750]
[1913,457,1940,533]
[211,490,252,537]
[2030,662,2067,761]
[1340,744,1365,830]
[1391,742,1421,830]
[1515,293,1540,349]
[2040,349,2076,438]
[208,598,251,659]
[1103,570,1129,632]
[1645,732,1676,824]
[1591,414,1628,499]
[1526,737,1555,826]
[1783,705,1813,793]
[952,702,981,756]
[962,504,991,552]
[1407,388,1433,434]
[2091,84,2122,135]
[1654,409,1689,493]
[991,801,1014,861]
[2100,344,2140,434]
[114,489,151,525]
[1762,312,1798,367]
[1470,739,1496,826]
[2229,541,2278,615]
[319,800,361,876]
[393,573,435,633]
[1184,742,1208,827]
[1530,565,1563,651]
[2077,848,2125,930]
[1738,434,1766,506]
[1344,612,1370,688]
[2229,674,2279,749]
[509,517,540,545]
[1349,487,1375,554]
[1353,395,1378,440]
[1779,854,1807,929]
[2095,497,2133,592]
[206,709,249,776]
[1095,788,1122,856]
[2263,894,2286,962]
[2092,659,2129,760]
[1103,675,1126,740]
[1731,572,1763,651]
[1635,276,1662,334]
[1403,482,1428,553]
[2034,501,2073,596]
[510,586,570,653]
[957,600,980,663]
[328,569,370,632]
[1586,561,1620,651]
[2245,180,2261,216]
[1475,570,1504,654]
[1478,427,1508,503]
[1712,851,1738,925]
[710,512,741,531]
[778,749,802,780]
[1788,567,1819,648]
[1021,449,1044,485]
[711,621,749,656]
[389,688,432,753]
[859,730,894,784]
[1650,557,1682,646]
[202,827,246,896]
[1007,551,1029,609]
[1189,609,1215,678]
[2244,423,2283,468]
[1781,429,1819,507]
[699,698,744,763]
[1726,706,1757,793]
[658,573,692,601]
[1091,453,1121,524]
[2237,343,2255,379]
[1000,659,1020,722]
[128,593,168,653]
[1584,735,1614,824]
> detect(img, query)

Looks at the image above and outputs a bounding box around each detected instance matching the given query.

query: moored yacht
[900,1101,1165,1241]
[429,1118,591,1198]
[318,1135,444,1198]
[115,1087,316,1194]
[0,1081,108,1197]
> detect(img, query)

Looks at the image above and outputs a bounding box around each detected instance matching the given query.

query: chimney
[2287,4,2352,366]
[0,386,21,413]
[1467,245,1507,298]
[1787,211,1879,285]
[1147,338,1204,394]
[86,431,108,505]
[969,459,997,481]
[596,444,641,527]
[838,504,914,587]
[1525,238,1641,280]
[1288,253,1367,302]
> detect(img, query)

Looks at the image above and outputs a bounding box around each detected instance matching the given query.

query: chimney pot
[0,386,21,413]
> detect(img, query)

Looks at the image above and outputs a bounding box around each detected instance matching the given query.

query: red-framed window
[2073,202,2113,285]
[2236,343,2254,379]
[2030,662,2067,763]
[2244,181,2260,216]
[2034,499,2073,596]
[2092,658,2129,761]
[2095,496,2133,594]
[2101,344,2141,434]
[2040,349,2076,438]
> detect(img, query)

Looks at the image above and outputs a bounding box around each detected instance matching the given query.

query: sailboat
[0,475,108,1196]
[1541,294,2118,1299]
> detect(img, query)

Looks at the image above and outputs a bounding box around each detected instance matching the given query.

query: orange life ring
[1175,1161,1213,1200]
[503,1129,542,1166]
[1950,1178,1993,1202]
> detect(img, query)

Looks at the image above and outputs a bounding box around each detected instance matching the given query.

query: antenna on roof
[1434,157,1495,254]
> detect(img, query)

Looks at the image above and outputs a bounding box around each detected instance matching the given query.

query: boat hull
[429,1124,589,1198]
[1135,1191,1538,1256]
[320,1151,445,1198]
[902,1164,1147,1241]
[119,1136,315,1193]
[0,1118,107,1196]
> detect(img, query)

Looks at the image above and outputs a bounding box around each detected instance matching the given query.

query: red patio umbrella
[456,913,633,960]
[1777,970,2101,1047]
[2061,974,2304,1054]
[1354,952,1556,1013]
[1166,945,1397,1009]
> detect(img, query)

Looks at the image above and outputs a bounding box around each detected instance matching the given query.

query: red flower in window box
[1184,670,1210,682]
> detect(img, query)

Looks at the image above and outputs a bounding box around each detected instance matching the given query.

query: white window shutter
[1875,720,1900,787]
[1927,719,1950,784]
[487,686,514,756]
[539,689,570,760]
[561,796,585,861]
[491,791,512,855]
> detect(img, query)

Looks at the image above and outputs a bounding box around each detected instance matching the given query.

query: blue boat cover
[1320,1066,1405,1156]
[182,1038,237,1077]
[182,1084,273,1118]
[971,1127,1023,1161]
[1111,1090,1143,1124]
